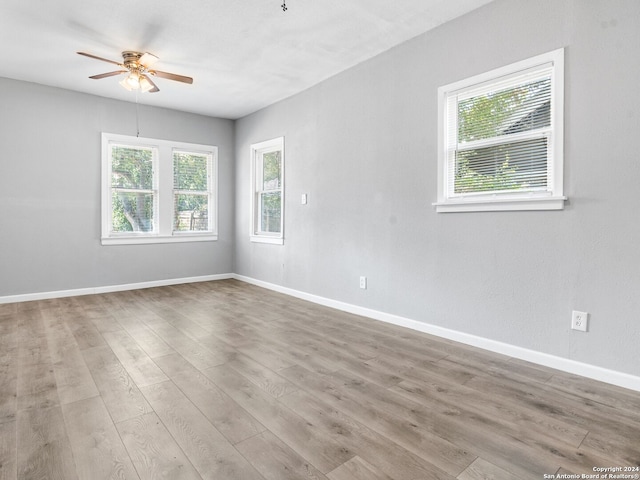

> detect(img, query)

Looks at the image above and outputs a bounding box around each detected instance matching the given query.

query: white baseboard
[0,273,234,304]
[3,272,638,392]
[233,274,640,393]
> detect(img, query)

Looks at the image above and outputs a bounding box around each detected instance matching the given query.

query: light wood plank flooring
[0,279,639,479]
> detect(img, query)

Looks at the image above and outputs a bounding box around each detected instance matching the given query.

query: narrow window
[250,137,284,244]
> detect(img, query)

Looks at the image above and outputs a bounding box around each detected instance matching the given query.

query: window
[435,48,566,212]
[173,151,213,233]
[102,133,217,244]
[250,137,284,244]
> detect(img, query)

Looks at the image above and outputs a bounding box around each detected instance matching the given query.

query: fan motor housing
[122,51,146,72]
[122,51,143,63]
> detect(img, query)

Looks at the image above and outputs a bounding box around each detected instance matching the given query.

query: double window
[250,137,284,244]
[435,48,565,212]
[102,133,217,244]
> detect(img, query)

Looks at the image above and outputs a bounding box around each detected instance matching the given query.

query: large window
[102,133,217,244]
[435,49,566,212]
[250,137,284,244]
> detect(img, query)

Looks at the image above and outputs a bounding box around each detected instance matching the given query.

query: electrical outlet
[359,276,367,289]
[571,310,589,332]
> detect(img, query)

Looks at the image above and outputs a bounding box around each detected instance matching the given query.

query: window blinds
[172,151,211,232]
[446,66,553,196]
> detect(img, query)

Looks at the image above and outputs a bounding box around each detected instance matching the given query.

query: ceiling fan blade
[142,74,160,93]
[150,70,193,84]
[89,70,127,80]
[139,52,159,68]
[77,51,123,66]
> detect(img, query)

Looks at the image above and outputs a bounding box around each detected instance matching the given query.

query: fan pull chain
[281,1,287,11]
[135,90,140,137]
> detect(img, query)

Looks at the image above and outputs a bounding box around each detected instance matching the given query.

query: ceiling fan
[77,51,193,93]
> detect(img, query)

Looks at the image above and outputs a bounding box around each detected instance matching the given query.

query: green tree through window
[111,146,155,232]
[454,78,551,194]
[260,151,282,233]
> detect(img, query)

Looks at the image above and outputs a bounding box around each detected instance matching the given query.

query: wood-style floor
[0,280,639,480]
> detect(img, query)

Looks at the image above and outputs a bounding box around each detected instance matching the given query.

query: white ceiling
[0,0,492,119]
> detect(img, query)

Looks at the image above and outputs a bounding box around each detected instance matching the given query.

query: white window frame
[250,137,284,245]
[102,133,218,245]
[434,48,566,213]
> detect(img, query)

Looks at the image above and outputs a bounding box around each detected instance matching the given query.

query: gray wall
[0,78,235,296]
[235,0,640,376]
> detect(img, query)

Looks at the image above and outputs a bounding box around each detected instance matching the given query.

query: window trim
[250,137,285,245]
[101,133,218,245]
[434,48,566,213]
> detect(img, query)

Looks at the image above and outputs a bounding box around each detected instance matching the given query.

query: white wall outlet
[359,276,367,289]
[301,193,308,205]
[571,310,589,332]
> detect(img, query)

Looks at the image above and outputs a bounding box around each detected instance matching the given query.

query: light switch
[301,193,308,205]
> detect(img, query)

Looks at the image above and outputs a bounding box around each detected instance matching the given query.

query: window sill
[250,235,284,245]
[433,195,567,213]
[102,234,218,245]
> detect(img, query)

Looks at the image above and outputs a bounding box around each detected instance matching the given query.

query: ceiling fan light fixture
[126,72,141,89]
[119,77,133,91]
[139,76,153,93]
[119,72,144,92]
